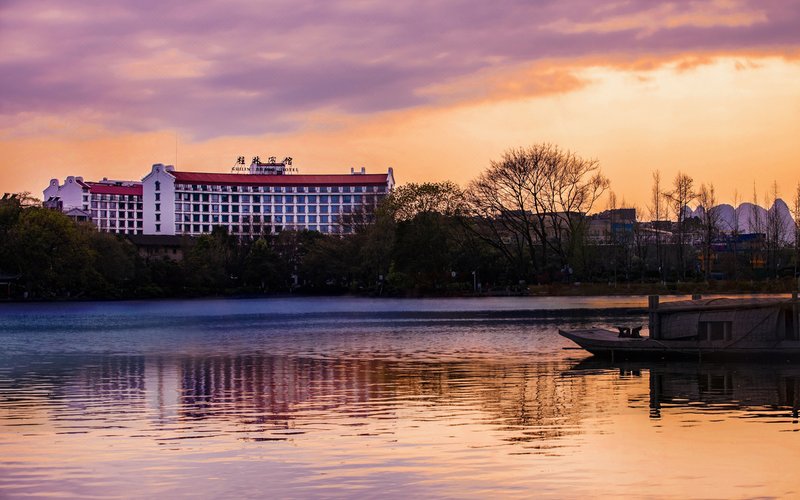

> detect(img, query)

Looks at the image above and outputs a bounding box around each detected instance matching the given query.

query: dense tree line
[3,143,799,300]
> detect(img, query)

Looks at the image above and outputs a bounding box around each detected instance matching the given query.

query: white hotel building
[44,159,395,237]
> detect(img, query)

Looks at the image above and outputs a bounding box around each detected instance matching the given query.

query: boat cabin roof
[655,297,793,313]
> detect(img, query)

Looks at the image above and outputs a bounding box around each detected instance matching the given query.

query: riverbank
[3,277,798,303]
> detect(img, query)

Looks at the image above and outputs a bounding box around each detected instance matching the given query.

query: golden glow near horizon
[2,55,798,210]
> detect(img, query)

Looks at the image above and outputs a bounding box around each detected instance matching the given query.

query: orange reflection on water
[2,353,800,498]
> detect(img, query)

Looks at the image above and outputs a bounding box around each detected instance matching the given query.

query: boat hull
[559,328,800,359]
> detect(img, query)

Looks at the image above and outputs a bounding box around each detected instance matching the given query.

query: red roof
[171,171,389,187]
[88,183,143,196]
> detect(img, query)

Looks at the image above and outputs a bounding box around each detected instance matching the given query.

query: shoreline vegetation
[4,143,800,302]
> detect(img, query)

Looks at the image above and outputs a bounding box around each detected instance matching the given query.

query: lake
[1,296,798,498]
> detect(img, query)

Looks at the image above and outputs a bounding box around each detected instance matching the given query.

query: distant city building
[587,208,636,243]
[43,159,395,237]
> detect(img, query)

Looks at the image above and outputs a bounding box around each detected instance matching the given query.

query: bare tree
[665,172,696,280]
[648,170,666,282]
[731,189,741,280]
[793,183,800,278]
[749,183,765,273]
[766,181,788,278]
[465,143,609,280]
[697,183,721,281]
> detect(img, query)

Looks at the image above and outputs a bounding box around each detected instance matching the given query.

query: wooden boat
[559,295,800,359]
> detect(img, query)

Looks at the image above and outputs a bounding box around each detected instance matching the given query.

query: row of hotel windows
[174,214,358,225]
[176,224,349,235]
[174,193,384,204]
[174,184,386,193]
[91,210,143,219]
[175,204,367,214]
[91,201,143,210]
[98,219,143,229]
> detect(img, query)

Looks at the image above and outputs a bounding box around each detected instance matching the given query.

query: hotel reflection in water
[13,354,800,433]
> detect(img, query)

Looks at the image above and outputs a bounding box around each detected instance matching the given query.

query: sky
[1,0,799,210]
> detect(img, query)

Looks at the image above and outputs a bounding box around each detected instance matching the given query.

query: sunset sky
[1,0,799,210]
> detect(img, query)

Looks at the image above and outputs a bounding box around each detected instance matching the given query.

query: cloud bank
[1,0,799,139]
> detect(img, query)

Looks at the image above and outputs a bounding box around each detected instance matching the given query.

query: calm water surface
[1,296,798,498]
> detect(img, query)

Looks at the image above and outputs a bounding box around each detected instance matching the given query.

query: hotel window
[222,215,229,223]
[298,215,306,223]
[297,195,305,203]
[320,195,328,203]
[252,205,260,213]
[155,181,160,191]
[155,214,160,222]
[297,206,305,214]
[285,206,293,213]
[320,225,328,233]
[274,205,282,213]
[155,224,161,232]
[285,215,294,223]
[320,215,329,223]
[155,193,161,201]
[308,215,317,223]
[155,203,161,211]
[308,206,317,213]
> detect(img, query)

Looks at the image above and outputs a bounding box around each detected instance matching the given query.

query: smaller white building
[44,176,144,234]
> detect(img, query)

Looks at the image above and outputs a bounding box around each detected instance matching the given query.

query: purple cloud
[1,0,798,139]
